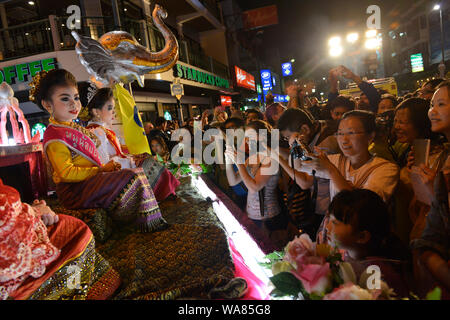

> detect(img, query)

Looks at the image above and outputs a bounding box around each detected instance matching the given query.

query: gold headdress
[29,70,48,103]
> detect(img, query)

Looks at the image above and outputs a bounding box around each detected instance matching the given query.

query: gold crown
[29,70,48,103]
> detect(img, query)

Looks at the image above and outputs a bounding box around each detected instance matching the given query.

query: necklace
[50,117,100,147]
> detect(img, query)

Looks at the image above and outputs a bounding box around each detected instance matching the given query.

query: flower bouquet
[260,234,396,300]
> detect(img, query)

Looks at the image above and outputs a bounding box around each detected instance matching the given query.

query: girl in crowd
[325,189,410,297]
[33,69,168,233]
[150,135,171,164]
[0,179,120,300]
[224,120,285,247]
[84,88,179,202]
[411,81,450,298]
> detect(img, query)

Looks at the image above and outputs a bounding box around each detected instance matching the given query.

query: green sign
[163,111,172,121]
[174,64,230,89]
[256,84,262,94]
[31,123,46,140]
[0,58,57,85]
[411,53,424,73]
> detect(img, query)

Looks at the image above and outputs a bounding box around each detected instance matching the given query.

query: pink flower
[284,234,315,267]
[292,262,332,295]
[323,283,376,300]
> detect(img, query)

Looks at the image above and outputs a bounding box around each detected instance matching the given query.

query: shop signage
[171,78,184,100]
[0,58,57,85]
[242,5,278,30]
[174,64,230,89]
[411,53,424,73]
[260,69,272,95]
[281,62,292,76]
[220,95,232,107]
[235,66,256,91]
[31,123,46,140]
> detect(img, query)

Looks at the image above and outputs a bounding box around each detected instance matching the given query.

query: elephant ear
[72,31,118,86]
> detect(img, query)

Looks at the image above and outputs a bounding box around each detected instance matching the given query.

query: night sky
[236,0,414,79]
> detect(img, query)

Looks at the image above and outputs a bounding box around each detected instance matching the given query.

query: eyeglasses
[334,131,366,137]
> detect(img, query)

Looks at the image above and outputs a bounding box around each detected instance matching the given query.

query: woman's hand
[312,147,333,173]
[133,153,149,166]
[411,164,437,201]
[32,200,59,226]
[101,160,121,172]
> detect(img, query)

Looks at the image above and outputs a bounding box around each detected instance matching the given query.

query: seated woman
[84,88,179,202]
[0,179,120,300]
[325,189,411,298]
[411,81,450,298]
[224,120,286,248]
[32,69,167,233]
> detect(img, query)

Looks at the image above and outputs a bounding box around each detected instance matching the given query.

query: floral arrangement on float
[259,233,444,300]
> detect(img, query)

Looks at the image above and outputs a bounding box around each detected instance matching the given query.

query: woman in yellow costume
[32,69,167,233]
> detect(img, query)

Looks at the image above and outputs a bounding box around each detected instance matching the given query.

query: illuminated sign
[31,123,46,140]
[260,69,272,93]
[273,95,290,103]
[174,64,230,88]
[220,95,232,107]
[0,58,57,85]
[256,84,262,94]
[411,53,424,73]
[163,111,172,121]
[235,66,256,91]
[281,62,293,76]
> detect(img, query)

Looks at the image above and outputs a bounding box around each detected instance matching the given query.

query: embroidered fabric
[0,180,60,300]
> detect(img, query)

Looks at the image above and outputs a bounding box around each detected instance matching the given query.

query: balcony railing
[0,19,53,60]
[0,15,230,81]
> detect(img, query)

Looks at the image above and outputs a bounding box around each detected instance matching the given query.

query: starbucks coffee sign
[0,58,57,85]
[174,64,230,89]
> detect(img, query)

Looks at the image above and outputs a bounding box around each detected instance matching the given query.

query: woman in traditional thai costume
[31,69,167,233]
[0,179,121,300]
[82,88,179,202]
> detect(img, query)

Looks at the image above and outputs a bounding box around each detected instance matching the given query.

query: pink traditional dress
[86,121,180,202]
[0,179,120,300]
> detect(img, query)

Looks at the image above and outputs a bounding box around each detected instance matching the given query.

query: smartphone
[413,139,430,166]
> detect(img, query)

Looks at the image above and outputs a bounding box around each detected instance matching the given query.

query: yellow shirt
[45,119,101,184]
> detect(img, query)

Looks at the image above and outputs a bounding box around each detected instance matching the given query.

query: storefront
[132,61,234,124]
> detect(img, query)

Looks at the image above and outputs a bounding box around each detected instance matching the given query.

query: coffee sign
[0,58,57,85]
[174,64,230,89]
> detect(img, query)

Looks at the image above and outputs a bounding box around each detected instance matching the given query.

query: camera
[290,140,313,161]
[375,109,395,139]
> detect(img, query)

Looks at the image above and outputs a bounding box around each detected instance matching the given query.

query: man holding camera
[268,108,341,237]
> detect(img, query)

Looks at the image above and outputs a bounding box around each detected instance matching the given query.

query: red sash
[43,124,102,167]
[86,124,127,158]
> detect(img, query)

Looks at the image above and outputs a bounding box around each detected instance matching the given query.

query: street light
[291,59,295,63]
[365,29,377,38]
[329,46,343,57]
[347,32,359,43]
[328,36,341,47]
[365,38,381,50]
[434,3,446,78]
